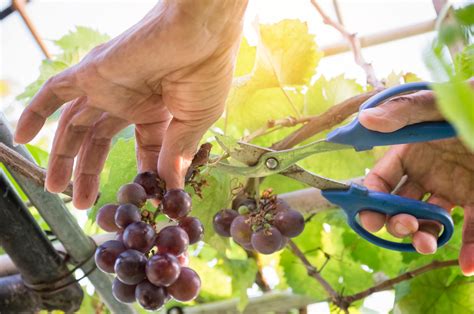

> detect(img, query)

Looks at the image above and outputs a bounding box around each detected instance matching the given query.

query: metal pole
[0,171,83,312]
[0,113,135,314]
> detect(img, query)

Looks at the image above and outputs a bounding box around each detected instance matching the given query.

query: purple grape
[178,216,204,244]
[114,249,147,285]
[133,172,164,199]
[94,240,126,273]
[115,204,141,229]
[117,183,147,207]
[279,236,289,250]
[274,209,305,238]
[275,198,291,212]
[162,189,192,219]
[230,215,252,245]
[96,204,120,232]
[135,280,168,311]
[156,226,189,256]
[177,252,189,267]
[167,267,201,302]
[146,253,181,286]
[112,278,136,304]
[251,227,282,255]
[213,209,238,237]
[123,221,156,253]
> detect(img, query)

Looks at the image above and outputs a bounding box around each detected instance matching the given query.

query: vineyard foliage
[16,12,473,314]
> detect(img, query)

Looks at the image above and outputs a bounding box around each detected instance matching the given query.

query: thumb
[359,90,443,133]
[460,205,474,276]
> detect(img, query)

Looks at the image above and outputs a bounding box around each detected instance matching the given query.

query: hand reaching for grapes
[358,89,474,276]
[14,0,248,209]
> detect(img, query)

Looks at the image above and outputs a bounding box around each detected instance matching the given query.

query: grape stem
[0,142,212,200]
[0,143,74,197]
[309,0,383,89]
[288,238,459,311]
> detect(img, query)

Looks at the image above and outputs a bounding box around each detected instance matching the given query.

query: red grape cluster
[94,172,203,310]
[213,190,304,254]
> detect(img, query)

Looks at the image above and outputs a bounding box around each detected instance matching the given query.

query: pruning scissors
[215,82,456,252]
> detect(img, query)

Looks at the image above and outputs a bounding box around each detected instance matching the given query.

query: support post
[0,171,83,312]
[0,114,135,313]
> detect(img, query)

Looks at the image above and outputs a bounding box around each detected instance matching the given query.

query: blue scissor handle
[322,184,454,252]
[326,82,457,151]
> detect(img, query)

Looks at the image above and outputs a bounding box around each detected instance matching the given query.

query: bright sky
[0,1,441,313]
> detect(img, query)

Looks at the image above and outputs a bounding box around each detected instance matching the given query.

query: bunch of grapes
[213,189,304,255]
[94,172,203,311]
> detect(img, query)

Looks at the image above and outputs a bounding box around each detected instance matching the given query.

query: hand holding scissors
[216,82,458,252]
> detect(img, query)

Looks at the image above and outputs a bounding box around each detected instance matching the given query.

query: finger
[386,214,419,238]
[14,68,83,144]
[412,195,453,255]
[460,205,474,276]
[385,181,424,237]
[46,100,102,193]
[360,147,405,232]
[135,108,172,173]
[73,115,129,209]
[359,90,443,133]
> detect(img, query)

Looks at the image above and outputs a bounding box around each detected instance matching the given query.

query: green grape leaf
[225,19,323,135]
[187,167,233,251]
[54,26,110,53]
[17,26,110,103]
[234,37,257,77]
[256,19,322,86]
[26,144,49,168]
[89,138,136,219]
[189,256,233,302]
[280,211,374,301]
[394,268,474,314]
[222,258,258,311]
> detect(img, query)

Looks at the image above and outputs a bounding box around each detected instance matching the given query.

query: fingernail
[394,222,410,236]
[362,107,386,117]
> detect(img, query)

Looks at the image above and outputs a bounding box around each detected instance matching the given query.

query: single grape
[275,198,291,212]
[177,252,189,267]
[167,267,201,302]
[213,209,238,237]
[117,183,147,207]
[94,240,126,273]
[231,194,256,211]
[251,227,282,255]
[133,172,164,199]
[230,215,252,245]
[123,221,156,253]
[135,280,168,311]
[96,204,120,232]
[112,278,136,304]
[114,249,147,285]
[178,216,204,244]
[274,209,305,238]
[162,189,192,219]
[115,204,141,229]
[156,226,189,256]
[146,253,181,286]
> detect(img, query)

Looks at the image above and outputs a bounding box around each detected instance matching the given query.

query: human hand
[14,0,248,209]
[358,90,474,276]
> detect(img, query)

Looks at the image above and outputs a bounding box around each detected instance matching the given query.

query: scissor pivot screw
[265,157,279,170]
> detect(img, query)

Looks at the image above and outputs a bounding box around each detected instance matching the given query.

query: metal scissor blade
[215,135,272,165]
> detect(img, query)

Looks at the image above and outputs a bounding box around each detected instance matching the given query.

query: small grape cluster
[94,172,203,311]
[213,189,305,254]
